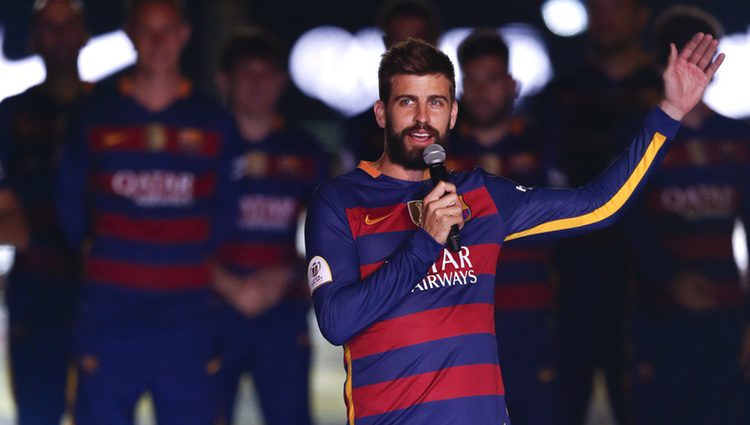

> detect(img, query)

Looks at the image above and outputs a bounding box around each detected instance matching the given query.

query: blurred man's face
[461,55,515,128]
[587,0,646,54]
[374,73,457,170]
[34,0,87,70]
[128,2,190,76]
[222,58,287,115]
[384,15,437,48]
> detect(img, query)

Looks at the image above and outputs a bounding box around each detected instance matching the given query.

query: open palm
[660,33,725,120]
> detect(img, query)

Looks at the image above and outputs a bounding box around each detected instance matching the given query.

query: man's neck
[234,110,276,142]
[130,69,184,112]
[470,119,510,147]
[41,66,82,103]
[590,44,649,80]
[372,155,429,182]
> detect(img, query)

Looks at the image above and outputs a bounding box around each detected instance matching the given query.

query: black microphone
[423,144,461,252]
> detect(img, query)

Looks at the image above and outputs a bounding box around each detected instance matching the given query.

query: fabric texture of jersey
[306,108,679,424]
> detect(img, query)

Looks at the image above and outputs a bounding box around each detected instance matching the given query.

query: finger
[426,193,459,212]
[705,52,725,80]
[696,39,719,71]
[688,33,713,64]
[423,181,456,204]
[678,32,704,61]
[668,43,678,67]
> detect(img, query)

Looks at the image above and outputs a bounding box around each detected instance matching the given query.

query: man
[340,0,442,171]
[213,27,329,425]
[530,0,661,421]
[625,7,749,424]
[0,1,87,423]
[449,29,560,425]
[305,36,721,424]
[56,1,239,424]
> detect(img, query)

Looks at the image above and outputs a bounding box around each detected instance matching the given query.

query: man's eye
[400,98,414,106]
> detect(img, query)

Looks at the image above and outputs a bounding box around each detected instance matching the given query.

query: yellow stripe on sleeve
[504,132,667,241]
[345,345,356,425]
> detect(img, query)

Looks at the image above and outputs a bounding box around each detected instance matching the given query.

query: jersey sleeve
[489,107,681,241]
[305,182,443,345]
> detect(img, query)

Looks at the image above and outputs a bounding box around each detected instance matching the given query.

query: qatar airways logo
[111,170,195,207]
[239,195,297,230]
[412,246,478,293]
[659,184,736,220]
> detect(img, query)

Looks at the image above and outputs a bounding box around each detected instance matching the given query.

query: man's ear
[374,100,387,129]
[449,101,458,129]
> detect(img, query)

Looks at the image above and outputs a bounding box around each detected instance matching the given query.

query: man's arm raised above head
[492,33,724,241]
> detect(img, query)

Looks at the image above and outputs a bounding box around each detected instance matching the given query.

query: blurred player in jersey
[304,37,721,425]
[0,1,88,423]
[56,1,241,423]
[625,7,749,424]
[213,27,329,425]
[448,29,560,425]
[340,0,442,172]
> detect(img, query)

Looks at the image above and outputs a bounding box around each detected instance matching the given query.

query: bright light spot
[439,25,554,100]
[0,28,136,103]
[541,0,588,37]
[79,30,136,82]
[732,219,748,289]
[290,26,384,117]
[704,28,750,119]
[0,245,14,276]
[0,29,45,101]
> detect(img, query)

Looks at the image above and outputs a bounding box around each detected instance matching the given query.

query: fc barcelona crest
[459,194,472,221]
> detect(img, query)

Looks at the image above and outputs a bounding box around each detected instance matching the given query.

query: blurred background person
[529,0,660,423]
[624,6,749,424]
[55,0,241,423]
[213,26,329,425]
[340,0,442,172]
[449,29,561,425]
[0,0,88,423]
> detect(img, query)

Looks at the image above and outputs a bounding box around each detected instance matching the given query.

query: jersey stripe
[94,213,210,244]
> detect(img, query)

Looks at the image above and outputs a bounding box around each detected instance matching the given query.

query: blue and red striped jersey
[217,121,329,299]
[305,107,679,424]
[627,110,750,312]
[57,80,240,292]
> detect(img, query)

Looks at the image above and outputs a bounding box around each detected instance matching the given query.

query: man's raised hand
[659,32,725,121]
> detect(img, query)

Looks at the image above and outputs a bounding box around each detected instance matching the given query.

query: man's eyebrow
[428,94,449,101]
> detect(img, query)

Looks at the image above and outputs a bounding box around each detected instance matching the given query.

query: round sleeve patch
[307,255,333,293]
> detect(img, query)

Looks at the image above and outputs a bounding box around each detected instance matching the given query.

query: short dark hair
[376,0,441,39]
[219,26,287,73]
[457,29,509,71]
[125,0,185,25]
[378,38,456,102]
[653,6,724,67]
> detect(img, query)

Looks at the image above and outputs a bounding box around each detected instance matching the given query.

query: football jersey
[305,108,679,424]
[57,79,240,292]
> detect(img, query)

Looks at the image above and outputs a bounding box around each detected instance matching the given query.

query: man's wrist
[658,99,686,121]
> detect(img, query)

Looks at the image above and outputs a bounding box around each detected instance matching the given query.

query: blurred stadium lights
[541,0,588,37]
[704,28,750,119]
[0,28,136,102]
[290,24,554,117]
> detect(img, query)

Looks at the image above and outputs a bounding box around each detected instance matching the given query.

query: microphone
[423,144,461,252]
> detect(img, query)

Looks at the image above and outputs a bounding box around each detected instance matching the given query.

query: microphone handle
[447,224,461,252]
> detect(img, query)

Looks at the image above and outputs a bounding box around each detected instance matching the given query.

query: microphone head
[423,144,446,166]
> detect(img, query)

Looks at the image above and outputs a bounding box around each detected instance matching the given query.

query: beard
[385,119,448,170]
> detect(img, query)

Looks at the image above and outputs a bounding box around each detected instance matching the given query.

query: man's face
[587,0,646,54]
[374,73,457,170]
[128,2,190,76]
[461,54,515,128]
[221,58,287,115]
[384,15,437,48]
[34,0,87,70]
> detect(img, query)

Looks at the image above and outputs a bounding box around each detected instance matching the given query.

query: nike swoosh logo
[364,211,395,225]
